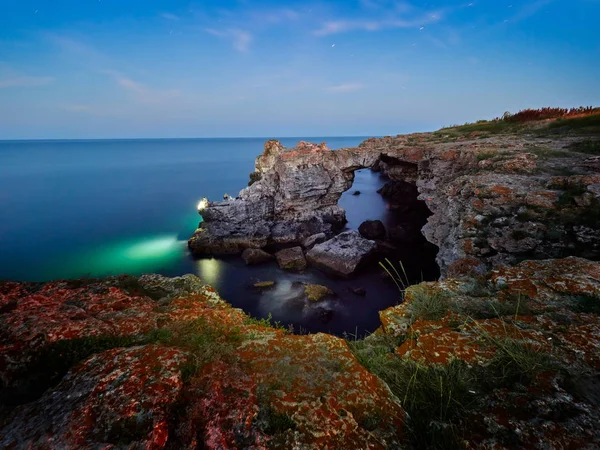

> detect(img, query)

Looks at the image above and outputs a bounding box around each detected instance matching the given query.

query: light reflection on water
[195,257,223,287]
[47,234,187,279]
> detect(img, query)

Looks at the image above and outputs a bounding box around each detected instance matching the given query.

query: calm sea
[0,137,437,335]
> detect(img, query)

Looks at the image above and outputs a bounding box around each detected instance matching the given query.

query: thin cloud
[254,8,301,24]
[314,13,442,36]
[104,71,180,104]
[0,76,54,89]
[205,28,252,52]
[326,83,364,93]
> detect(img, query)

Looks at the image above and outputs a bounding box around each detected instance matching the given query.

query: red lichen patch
[396,328,495,365]
[0,345,189,449]
[185,333,407,449]
[524,191,558,209]
[462,238,476,255]
[471,197,485,211]
[439,149,459,161]
[492,257,600,313]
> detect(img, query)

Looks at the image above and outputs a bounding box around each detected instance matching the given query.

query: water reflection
[47,234,186,279]
[195,258,224,286]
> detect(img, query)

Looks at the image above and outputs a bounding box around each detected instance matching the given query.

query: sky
[0,0,599,139]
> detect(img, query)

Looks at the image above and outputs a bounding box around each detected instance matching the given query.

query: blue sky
[0,0,598,139]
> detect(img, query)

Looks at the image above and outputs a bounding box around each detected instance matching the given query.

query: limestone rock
[275,247,307,271]
[306,231,377,277]
[241,248,273,265]
[1,345,189,449]
[302,232,327,249]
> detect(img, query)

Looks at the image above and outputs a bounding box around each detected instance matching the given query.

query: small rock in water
[352,190,361,196]
[358,220,387,240]
[253,281,276,290]
[304,284,335,302]
[275,247,307,272]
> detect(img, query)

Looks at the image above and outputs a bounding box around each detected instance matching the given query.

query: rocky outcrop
[0,276,407,449]
[190,119,600,275]
[374,256,600,448]
[306,231,377,278]
[188,141,381,257]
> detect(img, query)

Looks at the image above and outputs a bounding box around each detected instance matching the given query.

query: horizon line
[0,135,384,143]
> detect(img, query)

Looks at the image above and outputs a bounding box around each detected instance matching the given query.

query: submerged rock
[306,231,377,278]
[241,248,273,265]
[358,219,387,240]
[303,283,335,302]
[275,247,307,271]
[253,280,276,290]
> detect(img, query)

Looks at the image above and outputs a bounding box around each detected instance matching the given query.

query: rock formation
[190,117,600,276]
[188,141,380,257]
[306,231,377,278]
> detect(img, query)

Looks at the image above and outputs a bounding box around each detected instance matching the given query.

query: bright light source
[197,197,209,211]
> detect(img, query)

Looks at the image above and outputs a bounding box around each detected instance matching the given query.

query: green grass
[557,184,587,206]
[526,146,572,158]
[457,292,531,320]
[486,338,556,386]
[408,285,452,321]
[441,120,521,135]
[476,151,497,161]
[379,258,410,294]
[547,113,600,133]
[570,139,600,155]
[244,312,285,330]
[349,334,478,449]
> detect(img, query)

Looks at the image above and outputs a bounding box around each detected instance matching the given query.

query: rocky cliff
[190,114,600,277]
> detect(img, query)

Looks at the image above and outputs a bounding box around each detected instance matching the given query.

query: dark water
[0,137,438,335]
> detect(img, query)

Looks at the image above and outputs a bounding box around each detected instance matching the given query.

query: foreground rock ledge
[0,274,406,449]
[1,256,599,448]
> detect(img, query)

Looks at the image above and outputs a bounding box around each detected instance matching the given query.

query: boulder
[302,233,327,249]
[306,231,377,278]
[358,220,387,240]
[352,190,361,196]
[241,248,273,265]
[275,247,307,271]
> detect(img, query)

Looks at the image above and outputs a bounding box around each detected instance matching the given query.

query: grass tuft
[408,285,452,321]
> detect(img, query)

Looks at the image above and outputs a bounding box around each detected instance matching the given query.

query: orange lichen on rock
[0,274,407,449]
